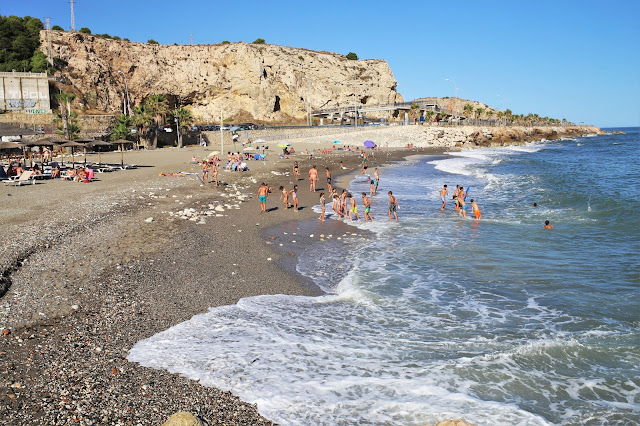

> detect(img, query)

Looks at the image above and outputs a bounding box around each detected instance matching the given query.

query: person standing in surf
[325,167,332,193]
[319,192,326,221]
[440,184,448,210]
[388,191,399,222]
[362,192,374,222]
[471,199,481,219]
[347,193,360,222]
[293,161,300,181]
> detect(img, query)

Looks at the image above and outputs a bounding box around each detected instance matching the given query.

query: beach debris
[2,329,10,337]
[71,304,79,310]
[267,258,272,261]
[111,368,118,375]
[144,217,154,223]
[310,234,314,238]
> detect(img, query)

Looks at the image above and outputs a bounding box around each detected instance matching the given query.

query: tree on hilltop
[346,52,358,60]
[147,39,159,44]
[52,25,64,31]
[252,38,266,44]
[0,15,45,72]
[79,27,91,34]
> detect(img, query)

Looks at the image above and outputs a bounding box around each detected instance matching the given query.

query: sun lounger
[3,170,36,186]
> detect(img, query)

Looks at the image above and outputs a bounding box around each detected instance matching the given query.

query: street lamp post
[174,114,181,148]
[117,71,132,117]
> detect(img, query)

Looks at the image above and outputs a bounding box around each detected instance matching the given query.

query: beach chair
[3,170,35,186]
[0,166,10,182]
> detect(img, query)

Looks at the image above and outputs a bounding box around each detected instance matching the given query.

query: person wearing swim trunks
[544,220,553,229]
[257,182,269,213]
[471,199,481,219]
[347,193,360,221]
[458,196,467,218]
[440,184,448,210]
[362,192,374,222]
[388,191,399,222]
[325,167,332,193]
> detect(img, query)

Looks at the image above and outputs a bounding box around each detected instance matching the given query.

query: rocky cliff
[42,31,402,122]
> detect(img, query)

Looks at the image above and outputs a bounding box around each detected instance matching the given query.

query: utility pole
[190,34,194,45]
[220,106,224,156]
[44,17,54,65]
[69,0,76,32]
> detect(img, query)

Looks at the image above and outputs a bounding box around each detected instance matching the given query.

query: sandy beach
[0,131,439,424]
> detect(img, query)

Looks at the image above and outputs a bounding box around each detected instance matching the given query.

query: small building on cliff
[0,71,51,114]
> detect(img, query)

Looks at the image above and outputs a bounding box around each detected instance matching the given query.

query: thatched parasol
[111,139,135,166]
[87,140,113,166]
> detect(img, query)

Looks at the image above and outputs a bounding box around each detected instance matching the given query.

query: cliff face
[42,31,402,122]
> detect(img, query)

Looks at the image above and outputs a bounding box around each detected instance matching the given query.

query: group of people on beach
[256,162,400,222]
[439,184,481,219]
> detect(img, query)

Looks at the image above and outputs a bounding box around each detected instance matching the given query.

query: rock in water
[162,412,202,426]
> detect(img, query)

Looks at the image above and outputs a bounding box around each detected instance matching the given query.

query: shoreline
[0,129,600,424]
[0,140,427,424]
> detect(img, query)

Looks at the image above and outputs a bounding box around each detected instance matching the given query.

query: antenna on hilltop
[44,17,54,65]
[69,0,76,32]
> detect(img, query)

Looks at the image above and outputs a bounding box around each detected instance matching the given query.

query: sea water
[129,128,640,425]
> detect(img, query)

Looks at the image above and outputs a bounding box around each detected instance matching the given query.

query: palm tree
[170,107,194,148]
[110,114,132,141]
[54,110,81,140]
[463,103,474,120]
[408,104,421,124]
[144,94,169,149]
[505,109,513,125]
[424,110,435,125]
[475,107,484,125]
[497,111,505,126]
[132,105,152,149]
[484,109,493,124]
[54,92,76,139]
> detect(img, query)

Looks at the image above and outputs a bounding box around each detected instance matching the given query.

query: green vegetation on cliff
[0,15,47,72]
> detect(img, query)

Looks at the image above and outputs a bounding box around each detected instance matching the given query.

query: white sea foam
[129,137,640,425]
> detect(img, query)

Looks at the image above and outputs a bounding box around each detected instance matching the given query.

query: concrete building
[0,71,51,114]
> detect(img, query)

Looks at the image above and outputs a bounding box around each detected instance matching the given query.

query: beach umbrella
[277,142,291,147]
[0,141,23,149]
[364,140,375,149]
[75,138,95,165]
[230,126,242,132]
[60,141,84,168]
[88,140,113,166]
[253,138,266,143]
[333,140,342,144]
[50,138,73,167]
[242,147,256,152]
[111,139,135,166]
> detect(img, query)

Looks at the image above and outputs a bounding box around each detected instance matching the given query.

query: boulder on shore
[162,412,202,426]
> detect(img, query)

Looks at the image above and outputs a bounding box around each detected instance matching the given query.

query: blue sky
[3,0,638,127]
